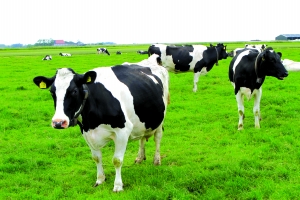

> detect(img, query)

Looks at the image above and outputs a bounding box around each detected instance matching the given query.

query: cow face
[33,68,97,129]
[259,49,288,80]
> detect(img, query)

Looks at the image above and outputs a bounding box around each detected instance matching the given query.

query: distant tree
[34,38,54,46]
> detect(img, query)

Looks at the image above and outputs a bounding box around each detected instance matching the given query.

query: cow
[229,44,268,57]
[281,58,300,72]
[148,43,228,92]
[229,47,288,130]
[42,55,52,60]
[116,51,122,55]
[97,48,110,55]
[245,44,268,51]
[137,50,148,54]
[59,53,72,56]
[32,54,169,192]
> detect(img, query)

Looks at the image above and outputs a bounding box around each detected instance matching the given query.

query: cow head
[33,68,97,129]
[216,43,228,60]
[257,48,288,80]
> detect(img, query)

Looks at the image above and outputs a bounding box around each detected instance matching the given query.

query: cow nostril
[52,120,68,129]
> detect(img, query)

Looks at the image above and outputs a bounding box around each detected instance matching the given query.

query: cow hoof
[153,157,161,165]
[113,184,124,192]
[94,179,105,187]
[135,157,146,164]
[238,124,243,130]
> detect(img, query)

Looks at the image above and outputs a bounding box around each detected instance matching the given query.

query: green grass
[1,42,300,199]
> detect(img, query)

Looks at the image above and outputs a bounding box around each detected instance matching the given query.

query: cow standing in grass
[42,55,52,60]
[229,47,288,130]
[148,43,228,92]
[97,48,110,55]
[33,54,169,192]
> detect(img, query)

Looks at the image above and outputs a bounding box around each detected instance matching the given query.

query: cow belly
[83,125,116,149]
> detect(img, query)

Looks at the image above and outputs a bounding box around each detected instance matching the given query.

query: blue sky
[0,0,299,45]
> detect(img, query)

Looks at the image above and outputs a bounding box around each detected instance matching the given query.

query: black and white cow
[229,44,268,57]
[137,50,148,54]
[32,54,169,192]
[116,51,122,55]
[148,43,228,92]
[229,47,288,130]
[97,48,110,55]
[59,53,72,56]
[42,55,52,60]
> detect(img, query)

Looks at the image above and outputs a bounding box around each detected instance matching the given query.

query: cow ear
[83,71,97,84]
[277,52,282,58]
[33,76,55,89]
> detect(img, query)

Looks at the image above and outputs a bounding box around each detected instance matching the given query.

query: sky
[0,0,299,45]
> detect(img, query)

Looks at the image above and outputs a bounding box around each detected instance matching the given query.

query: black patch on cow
[111,65,165,130]
[81,82,126,132]
[148,45,162,57]
[166,46,194,71]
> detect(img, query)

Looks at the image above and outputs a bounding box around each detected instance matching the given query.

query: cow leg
[193,72,201,92]
[135,137,146,163]
[112,134,130,192]
[236,91,245,130]
[153,126,163,165]
[91,149,106,187]
[253,88,262,129]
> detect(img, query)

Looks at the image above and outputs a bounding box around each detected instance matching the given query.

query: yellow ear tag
[39,81,46,89]
[86,76,91,83]
[262,57,265,61]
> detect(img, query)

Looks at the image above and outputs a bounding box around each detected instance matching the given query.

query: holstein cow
[148,43,228,92]
[229,44,268,57]
[116,51,122,55]
[59,53,72,56]
[97,48,110,55]
[229,47,288,130]
[42,55,52,60]
[281,58,300,72]
[32,54,169,192]
[137,50,148,54]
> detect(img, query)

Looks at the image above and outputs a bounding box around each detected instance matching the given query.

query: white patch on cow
[233,50,251,73]
[52,69,74,125]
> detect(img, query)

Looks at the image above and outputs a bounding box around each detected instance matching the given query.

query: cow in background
[137,50,148,54]
[229,47,288,130]
[33,54,169,192]
[116,51,122,55]
[42,55,52,60]
[59,53,72,56]
[97,48,110,55]
[148,43,228,92]
[228,44,268,57]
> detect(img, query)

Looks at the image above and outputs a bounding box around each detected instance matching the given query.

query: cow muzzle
[52,119,68,129]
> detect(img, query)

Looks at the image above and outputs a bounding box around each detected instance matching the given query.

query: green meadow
[1,41,300,199]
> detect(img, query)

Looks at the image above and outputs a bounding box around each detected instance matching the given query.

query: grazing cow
[59,53,72,56]
[116,51,122,55]
[148,43,228,92]
[229,47,288,130]
[137,50,148,54]
[32,54,169,192]
[42,55,52,60]
[281,58,300,72]
[97,48,110,55]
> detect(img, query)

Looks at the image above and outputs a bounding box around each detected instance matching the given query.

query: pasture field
[1,41,300,199]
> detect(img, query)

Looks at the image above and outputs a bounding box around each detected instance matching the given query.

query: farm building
[275,34,300,41]
[54,40,66,46]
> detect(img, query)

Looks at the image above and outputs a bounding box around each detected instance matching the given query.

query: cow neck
[254,52,263,83]
[215,47,219,66]
[70,84,89,127]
